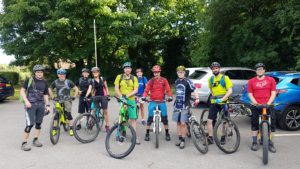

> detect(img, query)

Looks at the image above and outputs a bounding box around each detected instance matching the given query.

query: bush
[0,72,19,85]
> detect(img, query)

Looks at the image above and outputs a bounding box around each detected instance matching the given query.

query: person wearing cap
[48,69,79,137]
[135,68,148,125]
[248,63,277,152]
[85,67,110,132]
[142,65,173,142]
[20,65,50,151]
[207,62,233,145]
[75,68,92,130]
[114,62,140,144]
[173,66,200,149]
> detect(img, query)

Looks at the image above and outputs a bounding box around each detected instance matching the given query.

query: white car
[188,67,256,104]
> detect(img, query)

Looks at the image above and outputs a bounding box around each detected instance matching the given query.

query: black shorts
[25,103,45,126]
[78,96,90,113]
[94,96,108,110]
[208,104,223,121]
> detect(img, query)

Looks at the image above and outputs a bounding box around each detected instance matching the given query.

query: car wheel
[280,106,300,131]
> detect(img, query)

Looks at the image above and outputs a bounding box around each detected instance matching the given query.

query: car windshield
[189,70,207,80]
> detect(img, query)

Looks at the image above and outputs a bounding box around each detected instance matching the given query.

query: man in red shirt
[248,63,277,153]
[142,65,173,141]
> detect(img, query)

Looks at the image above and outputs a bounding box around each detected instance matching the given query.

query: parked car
[185,67,206,77]
[241,72,300,131]
[189,67,256,104]
[0,75,15,102]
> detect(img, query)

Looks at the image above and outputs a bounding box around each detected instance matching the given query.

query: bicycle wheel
[50,112,61,145]
[200,109,209,135]
[73,113,100,143]
[213,119,240,154]
[105,123,136,159]
[191,121,208,154]
[262,122,269,165]
[96,109,104,131]
[155,116,159,148]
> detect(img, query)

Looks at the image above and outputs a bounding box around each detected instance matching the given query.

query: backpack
[150,77,165,90]
[91,77,107,96]
[19,77,35,103]
[209,75,226,89]
[118,74,135,87]
[55,79,70,89]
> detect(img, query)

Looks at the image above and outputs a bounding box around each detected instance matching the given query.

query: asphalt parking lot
[0,99,300,169]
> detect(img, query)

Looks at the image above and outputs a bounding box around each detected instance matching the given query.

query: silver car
[188,67,256,104]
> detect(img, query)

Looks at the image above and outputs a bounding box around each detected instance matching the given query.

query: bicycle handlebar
[83,95,110,102]
[114,96,134,108]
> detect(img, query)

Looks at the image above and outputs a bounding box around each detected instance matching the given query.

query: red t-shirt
[143,77,172,101]
[248,76,276,104]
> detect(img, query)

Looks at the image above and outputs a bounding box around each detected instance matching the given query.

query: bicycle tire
[155,116,159,148]
[73,113,100,143]
[191,121,208,154]
[213,119,240,154]
[262,122,269,165]
[200,109,209,135]
[105,123,136,159]
[50,112,61,145]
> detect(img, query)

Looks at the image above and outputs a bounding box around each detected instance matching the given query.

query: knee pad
[147,116,153,126]
[65,111,73,120]
[35,123,42,130]
[24,125,34,133]
[161,116,168,125]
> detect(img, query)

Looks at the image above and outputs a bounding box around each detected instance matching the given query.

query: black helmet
[81,68,89,73]
[91,67,100,72]
[33,65,45,72]
[210,62,221,69]
[255,63,265,69]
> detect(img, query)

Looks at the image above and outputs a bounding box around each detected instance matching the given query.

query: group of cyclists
[20,61,277,154]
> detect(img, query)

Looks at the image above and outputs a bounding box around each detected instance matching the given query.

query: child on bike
[49,69,79,136]
[173,66,199,149]
[135,68,148,125]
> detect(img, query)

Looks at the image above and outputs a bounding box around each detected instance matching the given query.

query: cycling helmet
[33,65,45,72]
[255,63,265,69]
[57,69,67,75]
[152,65,161,72]
[81,68,89,73]
[210,62,221,69]
[91,67,100,72]
[176,65,186,71]
[122,62,132,68]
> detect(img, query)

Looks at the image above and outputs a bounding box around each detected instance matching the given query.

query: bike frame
[152,102,162,133]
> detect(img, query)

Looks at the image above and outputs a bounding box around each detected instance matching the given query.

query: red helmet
[152,65,161,72]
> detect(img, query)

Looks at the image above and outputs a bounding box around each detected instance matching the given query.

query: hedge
[0,72,19,85]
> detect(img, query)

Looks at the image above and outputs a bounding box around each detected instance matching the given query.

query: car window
[189,70,207,80]
[224,70,244,80]
[243,70,256,80]
[185,70,190,78]
[291,78,300,86]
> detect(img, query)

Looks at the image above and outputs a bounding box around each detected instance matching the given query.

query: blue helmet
[57,69,67,75]
[122,62,132,68]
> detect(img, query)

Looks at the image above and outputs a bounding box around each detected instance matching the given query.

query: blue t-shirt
[137,76,148,95]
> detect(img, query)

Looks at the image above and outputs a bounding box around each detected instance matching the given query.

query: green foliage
[0,71,19,85]
[191,0,300,70]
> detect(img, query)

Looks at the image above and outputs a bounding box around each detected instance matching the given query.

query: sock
[146,129,150,134]
[33,137,38,142]
[70,126,73,130]
[22,142,27,145]
[182,137,185,142]
[165,129,169,134]
[252,136,257,143]
[178,135,182,141]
